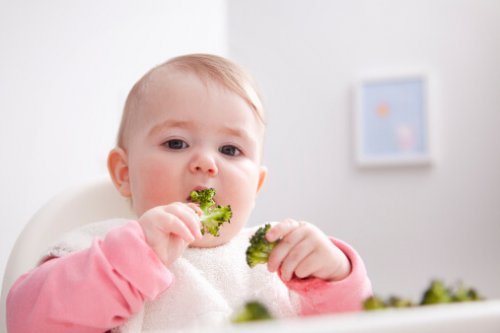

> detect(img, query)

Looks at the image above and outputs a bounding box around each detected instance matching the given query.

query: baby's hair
[117,54,265,148]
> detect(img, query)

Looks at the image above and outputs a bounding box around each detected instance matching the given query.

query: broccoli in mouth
[189,188,232,237]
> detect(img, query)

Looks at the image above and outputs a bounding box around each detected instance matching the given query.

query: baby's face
[123,70,266,247]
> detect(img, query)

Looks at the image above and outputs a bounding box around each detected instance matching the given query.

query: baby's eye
[219,145,241,157]
[164,139,189,150]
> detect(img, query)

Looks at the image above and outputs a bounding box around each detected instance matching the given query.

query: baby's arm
[266,220,372,314]
[7,221,172,333]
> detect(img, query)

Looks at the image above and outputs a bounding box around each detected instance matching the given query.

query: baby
[7,54,372,332]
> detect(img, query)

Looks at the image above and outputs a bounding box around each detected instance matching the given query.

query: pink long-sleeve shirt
[7,221,372,333]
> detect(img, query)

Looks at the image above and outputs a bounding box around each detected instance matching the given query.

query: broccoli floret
[246,224,279,268]
[451,282,483,302]
[231,301,273,323]
[362,295,386,311]
[363,295,414,311]
[190,188,232,237]
[420,280,452,305]
[385,296,415,308]
[364,279,484,311]
[462,288,481,301]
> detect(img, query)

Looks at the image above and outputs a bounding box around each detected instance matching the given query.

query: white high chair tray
[199,300,500,333]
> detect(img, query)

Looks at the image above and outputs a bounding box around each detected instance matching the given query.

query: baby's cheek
[133,164,178,212]
[228,170,260,200]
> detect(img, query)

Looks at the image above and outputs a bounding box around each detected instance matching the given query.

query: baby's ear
[107,147,131,198]
[257,166,268,193]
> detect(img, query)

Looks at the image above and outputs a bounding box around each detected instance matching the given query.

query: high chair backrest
[0,177,135,333]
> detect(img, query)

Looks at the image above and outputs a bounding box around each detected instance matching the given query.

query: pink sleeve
[283,238,372,316]
[6,221,173,333]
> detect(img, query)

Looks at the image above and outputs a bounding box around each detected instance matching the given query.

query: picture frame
[354,72,432,167]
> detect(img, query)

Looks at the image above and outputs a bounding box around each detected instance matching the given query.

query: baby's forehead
[137,66,263,122]
[142,65,229,97]
[136,68,238,116]
[120,59,266,149]
[131,67,265,132]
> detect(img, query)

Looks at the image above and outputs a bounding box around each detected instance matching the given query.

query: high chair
[0,177,135,333]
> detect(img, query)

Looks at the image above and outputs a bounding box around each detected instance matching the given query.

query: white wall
[0,0,227,296]
[228,0,500,300]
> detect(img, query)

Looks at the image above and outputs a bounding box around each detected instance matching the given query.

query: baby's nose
[190,154,218,176]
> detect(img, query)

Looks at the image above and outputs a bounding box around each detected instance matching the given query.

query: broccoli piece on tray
[363,279,484,311]
[452,284,482,302]
[232,301,273,323]
[420,280,452,305]
[421,280,482,304]
[386,296,415,308]
[190,188,232,237]
[246,224,279,268]
[363,295,414,311]
[362,295,387,310]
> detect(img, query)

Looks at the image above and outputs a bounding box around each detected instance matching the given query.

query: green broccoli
[231,301,273,323]
[363,295,415,311]
[189,188,232,237]
[362,295,386,311]
[246,224,279,268]
[364,279,484,311]
[420,280,453,305]
[451,283,482,302]
[385,296,415,308]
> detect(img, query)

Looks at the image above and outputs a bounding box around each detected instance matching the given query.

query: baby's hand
[266,219,351,282]
[138,202,203,267]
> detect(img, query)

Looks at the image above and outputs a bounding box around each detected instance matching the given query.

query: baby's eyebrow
[220,126,258,146]
[149,119,192,136]
[221,126,248,138]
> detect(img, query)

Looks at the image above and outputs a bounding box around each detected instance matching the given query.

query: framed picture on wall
[354,72,432,167]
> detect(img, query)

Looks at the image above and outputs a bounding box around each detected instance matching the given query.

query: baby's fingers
[293,253,327,280]
[164,203,203,240]
[267,223,306,273]
[186,202,203,217]
[279,238,315,281]
[266,219,304,242]
[155,214,196,243]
